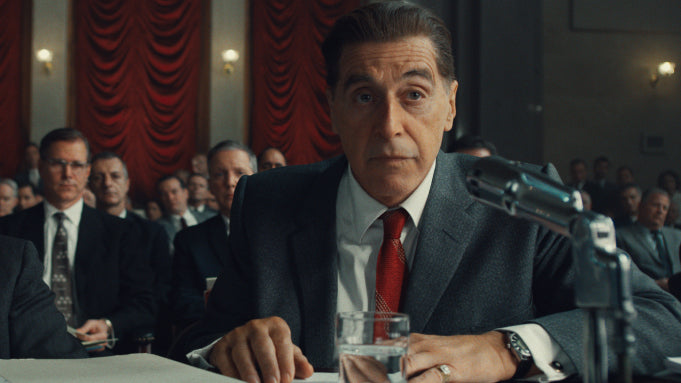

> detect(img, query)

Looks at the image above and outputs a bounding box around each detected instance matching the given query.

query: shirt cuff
[186,338,221,370]
[499,323,575,381]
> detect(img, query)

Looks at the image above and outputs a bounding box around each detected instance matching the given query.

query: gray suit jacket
[0,235,87,359]
[157,210,206,244]
[182,152,681,375]
[616,223,681,279]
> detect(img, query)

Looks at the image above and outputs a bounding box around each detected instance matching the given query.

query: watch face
[509,333,532,360]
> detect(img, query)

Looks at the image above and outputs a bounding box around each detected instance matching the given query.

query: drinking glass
[336,312,409,383]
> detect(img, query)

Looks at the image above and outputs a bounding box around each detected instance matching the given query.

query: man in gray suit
[616,187,681,291]
[156,175,206,244]
[181,3,681,382]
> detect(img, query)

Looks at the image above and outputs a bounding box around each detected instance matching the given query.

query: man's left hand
[76,319,110,352]
[405,331,518,383]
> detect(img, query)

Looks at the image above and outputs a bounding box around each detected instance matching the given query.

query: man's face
[258,149,287,172]
[619,187,641,216]
[191,154,208,175]
[638,192,669,231]
[0,184,18,216]
[89,158,130,209]
[25,145,40,169]
[187,175,209,203]
[570,163,587,183]
[616,169,633,185]
[326,37,457,207]
[17,186,39,210]
[662,174,677,194]
[39,140,90,210]
[158,178,188,215]
[209,149,255,217]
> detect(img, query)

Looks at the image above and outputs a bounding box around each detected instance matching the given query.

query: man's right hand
[208,316,314,383]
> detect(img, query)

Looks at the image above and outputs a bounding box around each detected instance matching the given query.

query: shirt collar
[341,159,436,242]
[119,210,127,219]
[44,198,84,226]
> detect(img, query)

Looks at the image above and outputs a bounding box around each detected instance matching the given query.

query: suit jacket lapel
[207,215,229,267]
[290,157,346,364]
[26,204,47,261]
[402,152,477,333]
[74,206,101,304]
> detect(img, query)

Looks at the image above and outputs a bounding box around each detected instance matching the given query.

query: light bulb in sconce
[650,61,676,88]
[36,49,54,74]
[221,49,240,75]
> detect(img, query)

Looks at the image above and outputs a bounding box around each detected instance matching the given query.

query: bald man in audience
[171,140,256,331]
[89,151,172,354]
[257,147,287,172]
[0,178,18,216]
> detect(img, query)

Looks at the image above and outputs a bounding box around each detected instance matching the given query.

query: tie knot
[381,208,408,240]
[54,212,66,224]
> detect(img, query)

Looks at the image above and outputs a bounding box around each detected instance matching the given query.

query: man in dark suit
[156,175,206,245]
[0,234,87,359]
[616,188,681,291]
[187,173,218,221]
[14,142,42,193]
[89,151,172,354]
[171,141,256,330]
[613,183,641,228]
[181,3,681,382]
[583,156,617,215]
[0,128,155,355]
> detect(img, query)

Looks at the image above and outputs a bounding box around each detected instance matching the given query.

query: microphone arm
[466,156,635,383]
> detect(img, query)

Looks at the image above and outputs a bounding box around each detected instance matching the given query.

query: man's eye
[407,91,423,100]
[356,93,373,104]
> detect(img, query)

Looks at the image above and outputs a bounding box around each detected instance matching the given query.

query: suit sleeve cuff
[499,323,575,381]
[186,338,221,369]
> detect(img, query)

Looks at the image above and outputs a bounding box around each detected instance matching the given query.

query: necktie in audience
[52,212,75,327]
[651,230,673,277]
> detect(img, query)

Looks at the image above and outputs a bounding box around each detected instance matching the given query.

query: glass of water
[336,311,409,383]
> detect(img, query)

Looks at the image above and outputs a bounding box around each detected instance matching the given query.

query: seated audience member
[14,142,42,192]
[171,141,256,331]
[89,151,172,355]
[451,134,497,157]
[174,168,190,185]
[191,153,209,176]
[613,183,641,228]
[615,165,634,187]
[616,188,681,291]
[82,186,96,208]
[658,170,681,226]
[666,202,680,229]
[205,191,219,211]
[583,156,617,215]
[257,147,288,172]
[567,158,587,190]
[157,175,206,243]
[145,199,163,221]
[0,178,18,216]
[178,3,681,382]
[0,235,87,359]
[0,128,155,355]
[579,190,592,211]
[17,182,42,210]
[187,173,218,221]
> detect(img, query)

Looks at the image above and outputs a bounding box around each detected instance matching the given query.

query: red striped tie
[374,208,408,339]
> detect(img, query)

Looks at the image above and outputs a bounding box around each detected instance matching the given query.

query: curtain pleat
[0,0,24,177]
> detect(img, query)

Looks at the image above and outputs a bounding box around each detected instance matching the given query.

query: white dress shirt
[221,215,230,237]
[42,199,84,287]
[170,209,199,232]
[189,161,573,380]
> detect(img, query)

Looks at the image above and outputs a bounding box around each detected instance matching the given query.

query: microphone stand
[466,156,635,383]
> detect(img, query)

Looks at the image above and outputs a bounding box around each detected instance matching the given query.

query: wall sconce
[221,49,239,75]
[650,61,675,88]
[36,49,54,74]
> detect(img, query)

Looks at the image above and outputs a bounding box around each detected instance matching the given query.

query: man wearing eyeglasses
[0,128,155,355]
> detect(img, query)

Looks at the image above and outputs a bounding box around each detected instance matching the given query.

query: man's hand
[405,331,518,383]
[76,319,110,352]
[208,316,314,383]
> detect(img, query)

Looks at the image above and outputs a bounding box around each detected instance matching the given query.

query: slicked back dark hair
[322,1,455,90]
[39,128,91,162]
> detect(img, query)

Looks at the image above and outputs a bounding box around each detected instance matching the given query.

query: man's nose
[375,97,404,138]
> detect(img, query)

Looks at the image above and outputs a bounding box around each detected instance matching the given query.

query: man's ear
[445,80,458,131]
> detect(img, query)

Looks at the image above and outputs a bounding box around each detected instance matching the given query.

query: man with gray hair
[0,178,18,216]
[171,140,256,331]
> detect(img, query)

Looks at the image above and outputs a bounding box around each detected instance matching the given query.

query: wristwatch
[504,331,533,379]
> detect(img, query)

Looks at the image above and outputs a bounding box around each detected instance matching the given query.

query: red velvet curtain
[74,0,203,203]
[250,0,359,165]
[0,0,25,177]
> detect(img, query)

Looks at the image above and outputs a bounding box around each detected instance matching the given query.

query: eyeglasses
[45,158,89,174]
